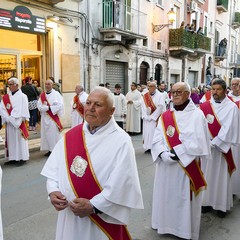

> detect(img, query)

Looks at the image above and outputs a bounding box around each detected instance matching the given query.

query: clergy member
[71,84,88,128]
[200,79,240,218]
[141,82,165,153]
[0,77,29,167]
[125,82,142,135]
[151,82,210,240]
[41,87,143,240]
[38,79,64,157]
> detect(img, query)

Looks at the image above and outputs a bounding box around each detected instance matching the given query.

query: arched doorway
[154,64,163,85]
[140,61,149,84]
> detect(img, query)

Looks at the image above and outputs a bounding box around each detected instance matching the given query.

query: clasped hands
[160,149,179,164]
[49,191,93,218]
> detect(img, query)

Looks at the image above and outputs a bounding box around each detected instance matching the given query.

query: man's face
[115,88,121,94]
[8,80,18,92]
[212,84,226,101]
[84,91,115,130]
[148,84,156,94]
[75,86,82,95]
[171,84,189,106]
[159,84,165,91]
[131,84,136,91]
[45,81,53,92]
[231,80,239,93]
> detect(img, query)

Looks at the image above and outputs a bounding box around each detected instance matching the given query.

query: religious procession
[0,74,239,240]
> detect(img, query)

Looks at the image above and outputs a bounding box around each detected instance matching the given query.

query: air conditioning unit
[188,1,197,13]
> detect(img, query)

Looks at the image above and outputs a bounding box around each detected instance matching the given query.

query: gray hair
[91,86,114,107]
[8,77,19,85]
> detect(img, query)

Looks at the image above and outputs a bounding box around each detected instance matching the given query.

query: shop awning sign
[0,6,46,34]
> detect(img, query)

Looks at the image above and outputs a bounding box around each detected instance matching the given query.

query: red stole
[235,100,240,109]
[2,94,29,139]
[200,101,236,175]
[40,92,63,131]
[65,124,132,240]
[73,95,84,117]
[205,91,211,101]
[143,92,156,114]
[161,110,207,196]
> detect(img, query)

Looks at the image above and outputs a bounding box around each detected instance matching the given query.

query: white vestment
[38,89,64,152]
[141,91,165,150]
[41,118,143,240]
[0,167,3,240]
[70,91,88,128]
[125,89,141,133]
[228,92,240,195]
[0,90,29,161]
[202,97,240,212]
[151,100,210,240]
[113,93,127,123]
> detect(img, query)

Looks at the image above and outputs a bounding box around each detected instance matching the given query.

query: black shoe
[217,210,226,218]
[44,151,51,157]
[16,160,26,167]
[4,160,16,165]
[201,206,213,213]
[144,149,151,154]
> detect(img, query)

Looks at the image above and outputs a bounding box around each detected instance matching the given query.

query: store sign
[0,6,46,34]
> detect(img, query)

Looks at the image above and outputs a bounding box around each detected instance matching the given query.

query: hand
[127,100,133,104]
[41,105,49,112]
[69,198,93,218]
[49,191,68,211]
[161,151,177,165]
[4,116,10,123]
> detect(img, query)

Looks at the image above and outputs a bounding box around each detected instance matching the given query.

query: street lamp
[152,8,176,32]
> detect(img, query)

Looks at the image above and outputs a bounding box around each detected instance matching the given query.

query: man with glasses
[0,77,29,166]
[200,79,240,218]
[151,82,210,240]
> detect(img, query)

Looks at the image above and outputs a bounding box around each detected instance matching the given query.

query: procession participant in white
[141,82,165,153]
[71,85,88,128]
[41,87,143,240]
[125,82,142,134]
[113,84,127,129]
[200,79,240,218]
[227,78,240,196]
[158,82,170,108]
[38,79,64,157]
[0,77,29,167]
[151,82,210,240]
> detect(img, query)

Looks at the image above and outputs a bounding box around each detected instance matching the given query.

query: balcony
[99,1,147,43]
[169,28,211,59]
[232,12,240,29]
[35,0,64,4]
[217,0,228,12]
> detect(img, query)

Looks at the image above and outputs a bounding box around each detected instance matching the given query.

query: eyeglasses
[8,83,15,86]
[171,90,188,96]
[231,83,239,86]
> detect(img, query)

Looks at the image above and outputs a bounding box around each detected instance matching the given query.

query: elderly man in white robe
[38,79,64,157]
[151,82,210,240]
[41,87,143,240]
[228,78,240,197]
[141,82,165,153]
[125,82,142,135]
[71,84,88,128]
[200,79,240,218]
[0,77,29,167]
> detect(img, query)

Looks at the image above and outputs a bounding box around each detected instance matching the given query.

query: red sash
[65,124,132,240]
[143,92,156,114]
[73,95,84,117]
[40,92,63,131]
[235,100,240,109]
[161,110,207,196]
[200,101,236,175]
[2,94,29,139]
[205,91,211,101]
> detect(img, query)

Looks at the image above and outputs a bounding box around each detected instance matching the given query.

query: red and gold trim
[143,92,156,114]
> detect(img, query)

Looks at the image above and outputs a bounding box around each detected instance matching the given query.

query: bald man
[71,85,88,128]
[151,82,210,240]
[41,86,143,240]
[38,79,64,157]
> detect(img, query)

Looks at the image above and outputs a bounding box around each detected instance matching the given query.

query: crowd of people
[0,75,240,240]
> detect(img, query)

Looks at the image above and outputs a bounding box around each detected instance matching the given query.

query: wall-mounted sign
[0,5,46,34]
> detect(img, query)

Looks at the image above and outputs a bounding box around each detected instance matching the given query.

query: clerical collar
[174,99,190,111]
[11,89,19,95]
[114,93,120,95]
[150,91,156,96]
[46,91,52,95]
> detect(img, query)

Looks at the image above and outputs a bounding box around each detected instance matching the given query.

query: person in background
[151,82,210,240]
[206,67,212,86]
[190,87,200,105]
[33,80,43,94]
[38,79,64,157]
[218,38,228,57]
[105,82,110,90]
[158,82,170,109]
[49,77,62,95]
[21,76,40,131]
[0,77,29,167]
[113,84,127,129]
[197,27,204,35]
[71,85,88,128]
[41,87,143,240]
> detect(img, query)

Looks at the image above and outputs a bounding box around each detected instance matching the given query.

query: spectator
[218,38,227,56]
